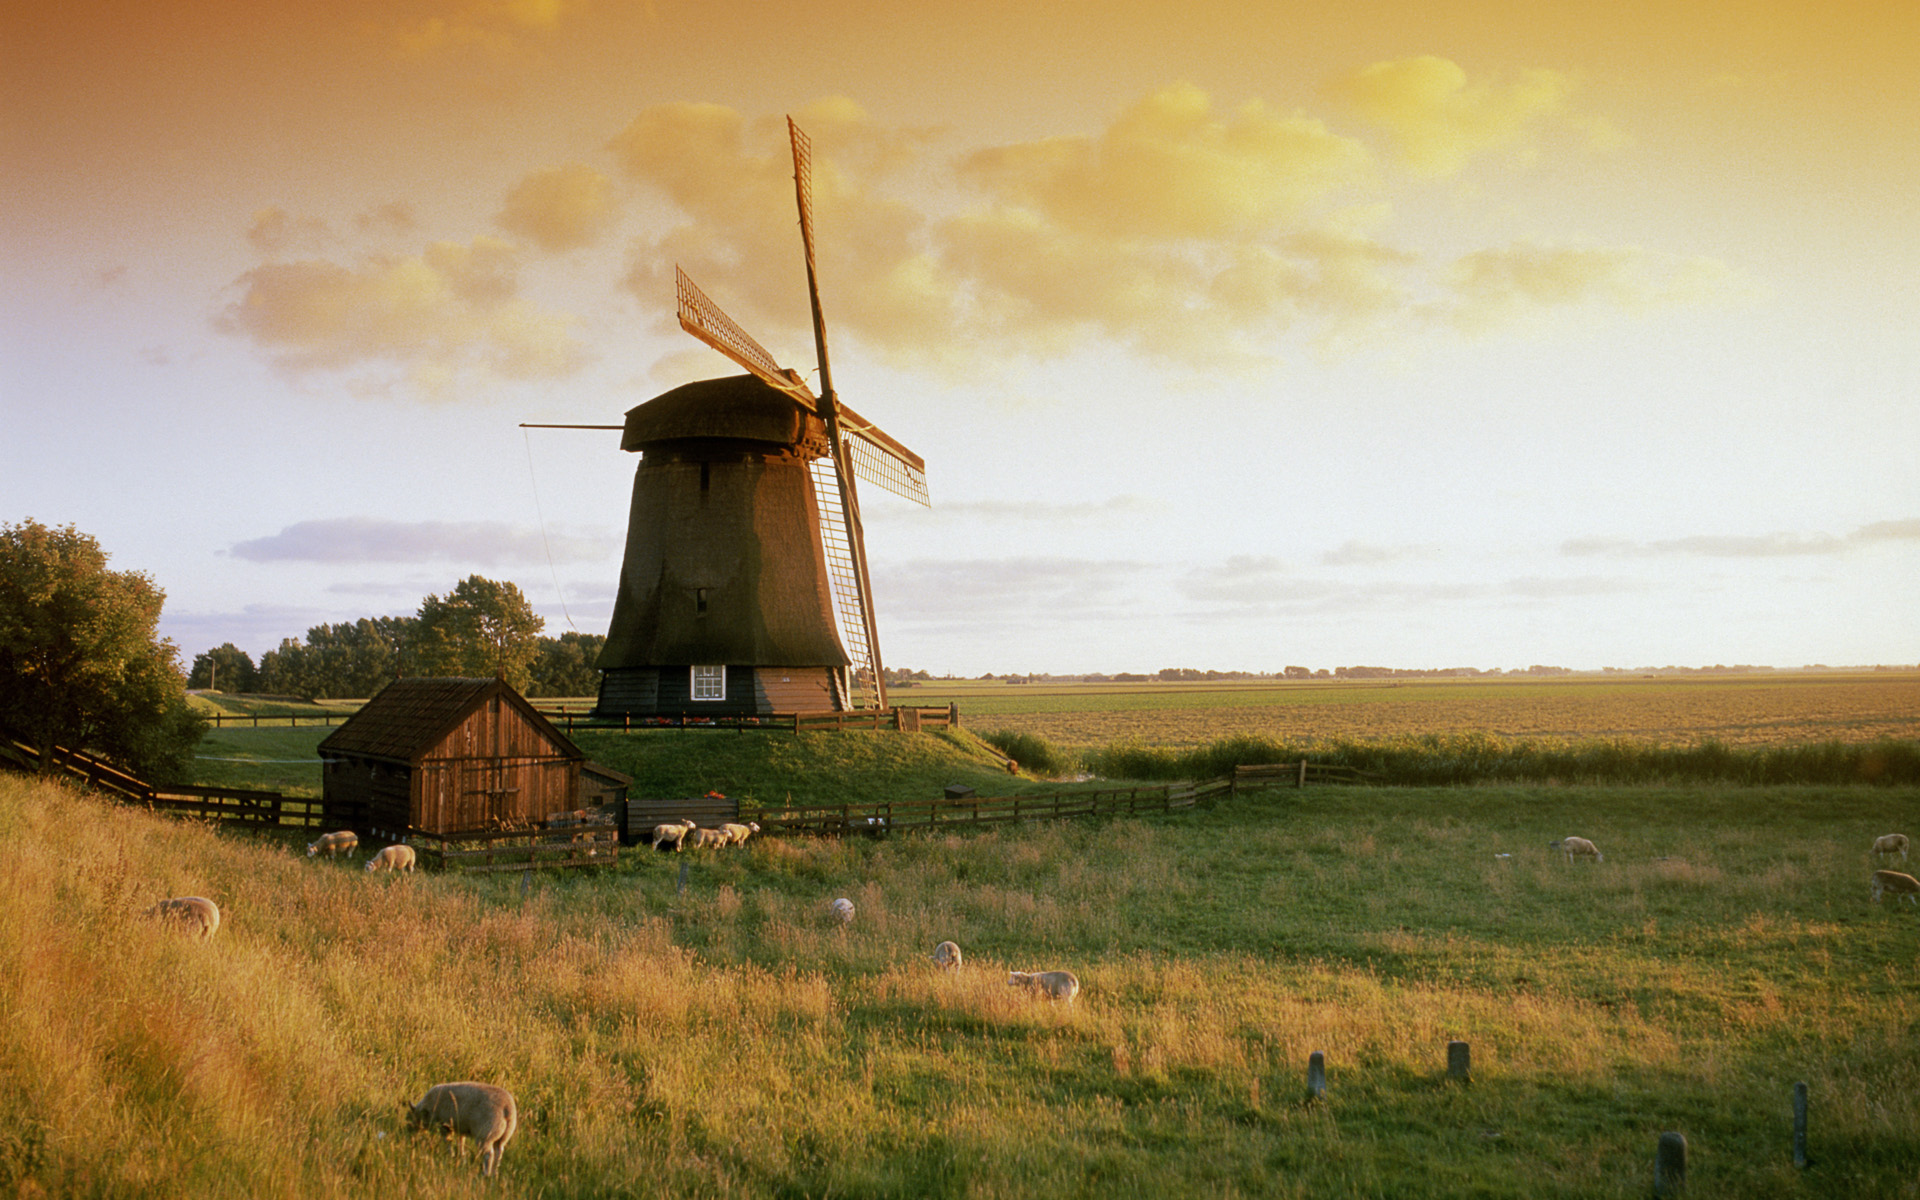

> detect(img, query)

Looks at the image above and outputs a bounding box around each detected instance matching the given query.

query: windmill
[575,118,930,718]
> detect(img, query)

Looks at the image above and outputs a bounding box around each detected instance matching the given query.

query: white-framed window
[690,665,726,701]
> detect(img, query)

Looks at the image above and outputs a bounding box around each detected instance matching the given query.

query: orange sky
[4,0,1916,671]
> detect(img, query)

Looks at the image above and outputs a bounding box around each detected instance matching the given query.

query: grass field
[909,672,1920,751]
[6,754,1917,1198]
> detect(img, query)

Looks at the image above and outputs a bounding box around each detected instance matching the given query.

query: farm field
[901,671,1920,751]
[4,771,1916,1198]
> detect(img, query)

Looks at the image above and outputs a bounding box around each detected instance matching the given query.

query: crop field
[5,765,1917,1198]
[901,672,1920,751]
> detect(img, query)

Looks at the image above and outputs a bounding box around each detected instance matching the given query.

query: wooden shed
[319,677,588,839]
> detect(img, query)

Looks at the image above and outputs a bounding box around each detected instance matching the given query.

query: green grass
[4,769,1917,1198]
[187,726,332,796]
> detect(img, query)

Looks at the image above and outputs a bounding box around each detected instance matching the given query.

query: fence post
[1653,1132,1687,1195]
[1446,1041,1471,1082]
[1298,758,1308,787]
[1792,1081,1809,1169]
[1307,1051,1327,1100]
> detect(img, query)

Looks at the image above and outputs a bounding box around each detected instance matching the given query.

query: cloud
[356,201,419,239]
[218,236,586,397]
[230,517,616,566]
[247,207,333,257]
[1330,56,1576,176]
[897,496,1152,523]
[377,0,573,62]
[1439,240,1747,333]
[1561,520,1920,559]
[959,84,1371,240]
[497,162,617,251]
[1319,539,1429,566]
[605,79,1710,375]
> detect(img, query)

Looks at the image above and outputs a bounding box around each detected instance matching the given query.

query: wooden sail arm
[675,267,819,410]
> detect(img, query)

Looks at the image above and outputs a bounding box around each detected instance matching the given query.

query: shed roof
[318,677,584,765]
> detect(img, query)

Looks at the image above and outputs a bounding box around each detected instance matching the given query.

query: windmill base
[594,665,847,718]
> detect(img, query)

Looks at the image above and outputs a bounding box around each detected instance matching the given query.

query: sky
[5,0,1917,677]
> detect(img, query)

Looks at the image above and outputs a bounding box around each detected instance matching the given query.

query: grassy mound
[4,768,1919,1197]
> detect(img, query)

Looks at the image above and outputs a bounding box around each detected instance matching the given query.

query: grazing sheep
[1008,970,1080,1003]
[146,896,220,941]
[932,940,962,970]
[405,1082,517,1177]
[718,821,760,846]
[1550,836,1604,863]
[686,826,730,850]
[365,844,416,873]
[307,830,359,859]
[829,897,854,923]
[650,820,695,852]
[1870,834,1910,862]
[1870,870,1920,906]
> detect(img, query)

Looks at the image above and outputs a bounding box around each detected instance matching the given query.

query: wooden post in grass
[1792,1081,1809,1169]
[1307,1051,1327,1100]
[520,868,532,898]
[677,860,688,896]
[1446,1041,1470,1082]
[1298,758,1308,788]
[1653,1131,1687,1195]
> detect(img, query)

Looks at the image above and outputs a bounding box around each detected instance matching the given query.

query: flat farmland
[899,672,1920,750]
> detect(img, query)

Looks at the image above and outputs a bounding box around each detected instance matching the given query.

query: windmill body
[594,375,853,717]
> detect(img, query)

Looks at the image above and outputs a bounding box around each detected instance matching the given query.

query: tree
[413,576,544,690]
[527,631,606,698]
[188,643,258,692]
[0,519,205,780]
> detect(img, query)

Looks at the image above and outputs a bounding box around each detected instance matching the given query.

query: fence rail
[743,777,1236,837]
[537,705,960,735]
[410,811,620,873]
[201,713,351,728]
[1234,760,1384,787]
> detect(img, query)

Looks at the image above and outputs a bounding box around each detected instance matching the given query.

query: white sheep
[650,820,695,851]
[365,844,416,873]
[829,897,855,923]
[718,821,761,846]
[1870,869,1920,906]
[307,830,359,859]
[1008,970,1080,1003]
[146,896,220,941]
[932,940,963,970]
[405,1082,518,1176]
[1870,833,1909,862]
[1550,836,1604,863]
[686,826,730,850]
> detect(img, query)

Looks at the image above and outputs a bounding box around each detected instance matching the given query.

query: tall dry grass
[3,772,1918,1197]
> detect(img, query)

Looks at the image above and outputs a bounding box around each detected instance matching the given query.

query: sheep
[1870,870,1920,906]
[1549,836,1604,863]
[718,821,760,846]
[1008,970,1080,1003]
[1870,833,1910,862]
[932,940,962,970]
[307,830,359,859]
[650,820,695,851]
[829,897,855,923]
[365,844,416,873]
[686,826,731,850]
[404,1081,517,1177]
[146,896,220,941]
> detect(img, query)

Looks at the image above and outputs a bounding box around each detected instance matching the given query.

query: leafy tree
[413,575,544,690]
[188,643,258,692]
[528,631,606,698]
[0,519,205,780]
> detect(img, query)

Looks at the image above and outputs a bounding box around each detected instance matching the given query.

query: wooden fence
[410,807,621,873]
[1234,760,1384,788]
[2,736,350,831]
[539,705,960,735]
[202,713,351,728]
[743,778,1236,837]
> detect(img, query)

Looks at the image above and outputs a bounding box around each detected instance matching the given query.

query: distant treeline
[983,730,1920,787]
[188,575,605,700]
